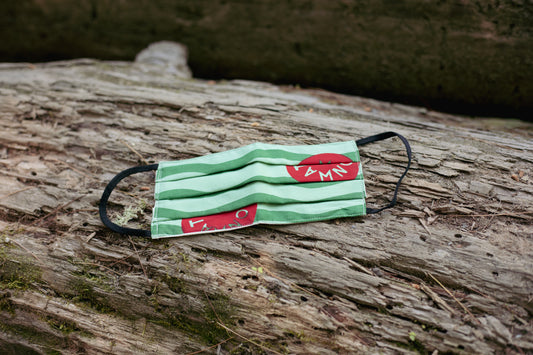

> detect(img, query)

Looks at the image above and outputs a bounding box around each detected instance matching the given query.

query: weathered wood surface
[0,55,532,354]
[2,0,532,117]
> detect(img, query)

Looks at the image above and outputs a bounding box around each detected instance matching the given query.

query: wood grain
[0,58,531,354]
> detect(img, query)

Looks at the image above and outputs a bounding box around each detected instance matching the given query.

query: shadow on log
[1,0,532,118]
[0,44,532,354]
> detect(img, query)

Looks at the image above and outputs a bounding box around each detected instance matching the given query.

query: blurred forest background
[0,0,532,119]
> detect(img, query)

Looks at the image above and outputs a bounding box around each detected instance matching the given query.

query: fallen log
[2,0,532,117]
[0,47,532,354]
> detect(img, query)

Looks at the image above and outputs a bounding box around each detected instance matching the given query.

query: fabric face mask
[100,132,411,238]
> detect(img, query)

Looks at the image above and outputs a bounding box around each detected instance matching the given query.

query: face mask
[99,132,411,238]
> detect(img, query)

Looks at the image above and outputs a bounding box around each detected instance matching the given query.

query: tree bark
[1,0,532,117]
[0,55,532,354]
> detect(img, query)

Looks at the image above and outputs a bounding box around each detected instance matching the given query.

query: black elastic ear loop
[356,132,412,214]
[99,164,159,237]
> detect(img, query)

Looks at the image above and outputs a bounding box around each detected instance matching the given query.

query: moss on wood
[0,245,42,291]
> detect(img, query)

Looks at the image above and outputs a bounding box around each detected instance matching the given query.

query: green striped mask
[100,132,411,238]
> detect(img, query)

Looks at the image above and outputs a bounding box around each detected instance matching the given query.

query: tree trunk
[1,0,532,117]
[0,54,532,354]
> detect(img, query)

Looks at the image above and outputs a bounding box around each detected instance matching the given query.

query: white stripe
[259,199,365,215]
[155,179,365,217]
[157,140,358,182]
[156,162,290,198]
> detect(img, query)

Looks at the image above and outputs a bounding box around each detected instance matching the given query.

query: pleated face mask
[100,132,411,238]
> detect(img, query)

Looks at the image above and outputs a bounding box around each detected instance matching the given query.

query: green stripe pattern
[156,141,359,182]
[152,140,366,238]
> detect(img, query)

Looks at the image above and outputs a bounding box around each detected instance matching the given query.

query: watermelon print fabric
[151,141,367,238]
